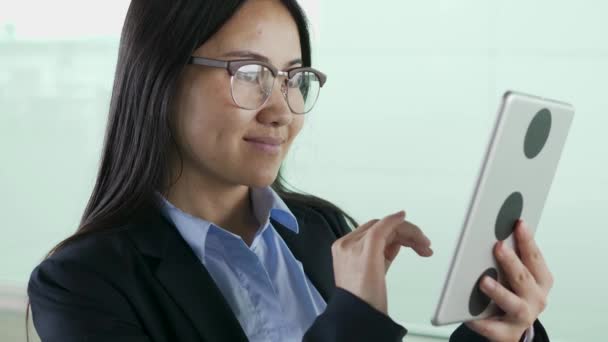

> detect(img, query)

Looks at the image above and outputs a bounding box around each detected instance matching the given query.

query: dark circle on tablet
[469,268,499,316]
[524,108,552,159]
[495,191,523,241]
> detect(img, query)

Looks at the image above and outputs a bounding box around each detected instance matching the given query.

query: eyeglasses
[188,56,327,114]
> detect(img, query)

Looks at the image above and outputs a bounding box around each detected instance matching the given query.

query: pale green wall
[1,1,606,341]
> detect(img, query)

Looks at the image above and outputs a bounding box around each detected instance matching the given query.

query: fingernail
[496,241,505,256]
[394,210,405,217]
[518,219,530,236]
[482,276,496,290]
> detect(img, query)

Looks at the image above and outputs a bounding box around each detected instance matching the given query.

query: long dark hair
[26,1,357,339]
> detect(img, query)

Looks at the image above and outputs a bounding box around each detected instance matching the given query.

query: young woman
[27,1,553,341]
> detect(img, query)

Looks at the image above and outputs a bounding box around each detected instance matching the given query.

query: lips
[243,136,285,145]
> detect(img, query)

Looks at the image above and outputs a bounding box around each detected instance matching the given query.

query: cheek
[177,73,241,150]
[287,116,305,144]
[180,105,246,160]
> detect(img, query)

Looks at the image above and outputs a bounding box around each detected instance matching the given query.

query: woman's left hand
[465,219,554,342]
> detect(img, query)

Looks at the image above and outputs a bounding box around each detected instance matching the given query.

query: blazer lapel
[127,206,248,342]
[126,202,340,341]
[271,208,338,302]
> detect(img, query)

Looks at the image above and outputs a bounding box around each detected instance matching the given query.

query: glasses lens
[286,71,321,114]
[231,64,274,109]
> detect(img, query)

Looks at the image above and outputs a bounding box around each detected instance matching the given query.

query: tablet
[431,91,574,326]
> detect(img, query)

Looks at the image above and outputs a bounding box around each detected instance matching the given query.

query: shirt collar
[250,186,299,234]
[155,186,299,259]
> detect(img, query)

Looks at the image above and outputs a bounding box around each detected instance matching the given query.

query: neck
[162,163,260,245]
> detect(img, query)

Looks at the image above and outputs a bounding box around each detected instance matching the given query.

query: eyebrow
[221,50,303,68]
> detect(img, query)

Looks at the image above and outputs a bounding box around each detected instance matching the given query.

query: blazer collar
[126,202,338,341]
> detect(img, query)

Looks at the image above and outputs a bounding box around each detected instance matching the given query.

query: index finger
[365,217,432,255]
[391,221,432,253]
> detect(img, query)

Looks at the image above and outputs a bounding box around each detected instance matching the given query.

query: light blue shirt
[157,186,327,342]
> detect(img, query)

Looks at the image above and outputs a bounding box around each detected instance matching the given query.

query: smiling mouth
[244,139,282,154]
[243,136,285,145]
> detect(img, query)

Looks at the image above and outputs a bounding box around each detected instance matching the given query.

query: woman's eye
[236,71,259,83]
[288,73,303,88]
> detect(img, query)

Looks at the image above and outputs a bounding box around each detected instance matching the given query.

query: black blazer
[28,200,549,342]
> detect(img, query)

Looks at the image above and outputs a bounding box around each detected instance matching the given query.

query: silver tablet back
[431,91,574,326]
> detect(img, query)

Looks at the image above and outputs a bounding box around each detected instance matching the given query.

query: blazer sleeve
[302,206,408,342]
[28,258,151,342]
[449,319,550,342]
[303,287,407,342]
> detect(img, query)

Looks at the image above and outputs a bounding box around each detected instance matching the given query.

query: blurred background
[1,1,606,341]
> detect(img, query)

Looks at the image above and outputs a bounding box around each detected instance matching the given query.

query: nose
[256,74,292,126]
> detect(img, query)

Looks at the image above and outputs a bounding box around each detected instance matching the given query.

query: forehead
[196,0,302,65]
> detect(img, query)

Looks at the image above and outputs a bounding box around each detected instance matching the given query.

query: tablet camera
[524,108,552,159]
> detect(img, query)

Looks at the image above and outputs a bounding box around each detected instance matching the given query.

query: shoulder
[46,224,136,267]
[28,224,140,299]
[26,224,151,337]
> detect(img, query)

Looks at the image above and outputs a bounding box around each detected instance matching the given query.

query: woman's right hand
[331,210,434,315]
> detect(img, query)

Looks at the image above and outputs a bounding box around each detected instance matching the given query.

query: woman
[27,0,553,341]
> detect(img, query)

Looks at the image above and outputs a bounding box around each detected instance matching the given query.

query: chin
[244,170,279,188]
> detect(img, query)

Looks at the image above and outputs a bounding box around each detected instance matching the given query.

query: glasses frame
[188,56,327,114]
